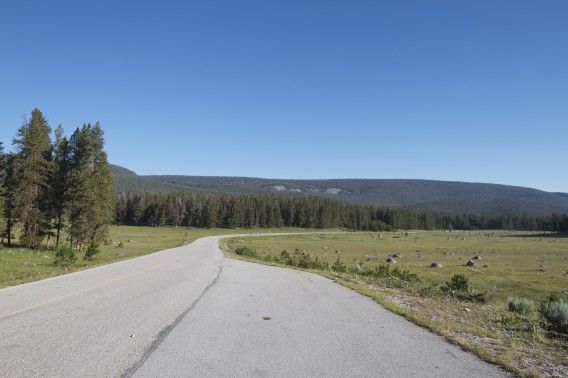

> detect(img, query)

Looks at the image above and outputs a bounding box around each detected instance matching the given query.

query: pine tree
[1,154,18,246]
[50,125,71,247]
[0,141,5,241]
[12,108,53,248]
[67,123,114,254]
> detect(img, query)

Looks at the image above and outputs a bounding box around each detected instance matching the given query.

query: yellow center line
[3,259,172,319]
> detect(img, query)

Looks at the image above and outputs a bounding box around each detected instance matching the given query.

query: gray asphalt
[0,235,509,377]
[133,257,508,378]
[0,236,224,377]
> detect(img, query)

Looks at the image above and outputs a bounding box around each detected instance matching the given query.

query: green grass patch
[225,230,568,303]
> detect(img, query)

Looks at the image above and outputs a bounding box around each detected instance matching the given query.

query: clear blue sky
[1,1,567,192]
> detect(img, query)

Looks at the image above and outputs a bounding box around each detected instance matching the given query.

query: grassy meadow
[225,230,568,303]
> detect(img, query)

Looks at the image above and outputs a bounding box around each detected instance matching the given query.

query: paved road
[0,236,224,377]
[0,235,509,377]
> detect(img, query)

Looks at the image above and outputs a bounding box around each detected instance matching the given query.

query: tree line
[115,191,568,232]
[0,108,114,255]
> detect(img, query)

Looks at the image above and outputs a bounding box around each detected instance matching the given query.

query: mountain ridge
[110,164,568,215]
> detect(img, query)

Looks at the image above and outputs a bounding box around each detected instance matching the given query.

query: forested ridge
[114,191,568,232]
[111,166,568,216]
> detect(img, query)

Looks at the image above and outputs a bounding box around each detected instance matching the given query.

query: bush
[234,246,258,258]
[441,274,469,292]
[441,274,486,302]
[390,267,420,283]
[375,263,391,277]
[508,296,535,315]
[331,258,347,273]
[84,241,100,261]
[278,250,294,265]
[297,255,328,270]
[53,244,76,266]
[541,299,568,333]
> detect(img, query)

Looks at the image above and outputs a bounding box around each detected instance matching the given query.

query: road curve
[0,235,509,377]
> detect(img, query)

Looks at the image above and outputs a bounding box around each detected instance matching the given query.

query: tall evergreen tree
[50,125,71,247]
[1,154,18,245]
[0,141,5,241]
[67,123,114,253]
[12,108,53,248]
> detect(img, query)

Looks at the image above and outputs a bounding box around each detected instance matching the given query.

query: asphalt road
[0,235,509,377]
[0,236,224,377]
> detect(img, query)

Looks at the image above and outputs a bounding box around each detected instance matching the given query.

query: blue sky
[1,1,567,192]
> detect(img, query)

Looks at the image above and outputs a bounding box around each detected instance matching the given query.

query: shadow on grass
[506,232,568,239]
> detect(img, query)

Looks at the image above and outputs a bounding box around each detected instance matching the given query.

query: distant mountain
[111,165,568,215]
[110,164,137,176]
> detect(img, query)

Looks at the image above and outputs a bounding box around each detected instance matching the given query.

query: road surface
[0,235,508,377]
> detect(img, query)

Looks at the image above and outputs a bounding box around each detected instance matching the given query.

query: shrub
[508,297,535,315]
[234,246,258,258]
[84,241,101,261]
[441,274,469,293]
[297,255,328,270]
[541,299,568,333]
[441,274,485,302]
[391,267,420,283]
[53,244,76,266]
[331,258,347,273]
[375,263,391,277]
[278,250,294,265]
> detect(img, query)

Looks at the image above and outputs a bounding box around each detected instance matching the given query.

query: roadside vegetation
[222,230,568,377]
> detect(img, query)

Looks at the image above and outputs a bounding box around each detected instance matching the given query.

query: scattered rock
[392,253,401,258]
[416,250,422,253]
[127,239,134,243]
[335,250,340,254]
[431,262,443,268]
[366,256,379,262]
[116,252,126,257]
[466,260,476,267]
[464,308,471,312]
[472,255,483,260]
[386,258,396,264]
[23,261,36,267]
